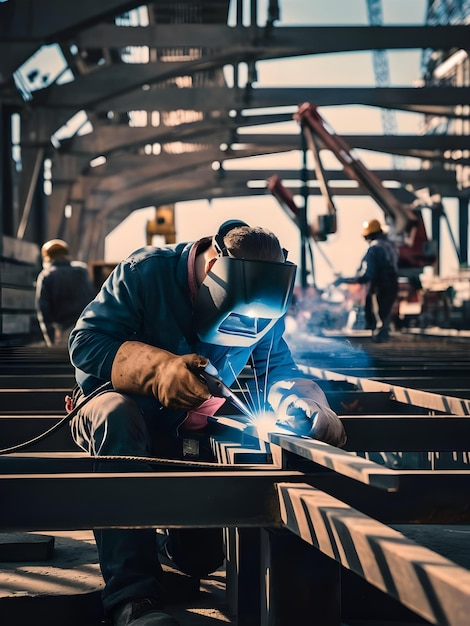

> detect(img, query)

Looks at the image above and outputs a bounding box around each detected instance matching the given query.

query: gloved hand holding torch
[111,341,211,410]
[268,378,347,447]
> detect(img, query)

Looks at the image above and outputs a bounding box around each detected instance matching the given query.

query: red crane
[269,102,439,270]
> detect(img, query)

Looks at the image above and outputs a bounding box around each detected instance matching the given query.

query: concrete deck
[0,530,232,626]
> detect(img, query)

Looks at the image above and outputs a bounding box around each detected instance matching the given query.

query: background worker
[334,218,399,342]
[35,239,96,347]
[68,220,346,626]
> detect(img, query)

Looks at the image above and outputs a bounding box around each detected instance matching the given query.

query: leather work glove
[268,378,347,447]
[111,341,212,410]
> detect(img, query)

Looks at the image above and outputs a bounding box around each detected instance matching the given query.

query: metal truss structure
[0,0,469,263]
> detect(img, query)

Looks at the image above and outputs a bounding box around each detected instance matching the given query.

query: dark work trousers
[365,282,398,332]
[70,391,175,616]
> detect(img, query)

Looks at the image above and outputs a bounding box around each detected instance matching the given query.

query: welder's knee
[72,391,150,457]
[94,393,151,456]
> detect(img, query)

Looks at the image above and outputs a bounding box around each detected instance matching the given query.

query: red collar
[187,241,204,305]
[188,237,212,304]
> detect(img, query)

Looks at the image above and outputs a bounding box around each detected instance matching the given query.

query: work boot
[111,598,180,626]
[372,327,390,343]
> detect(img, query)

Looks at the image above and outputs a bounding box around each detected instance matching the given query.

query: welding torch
[198,362,254,420]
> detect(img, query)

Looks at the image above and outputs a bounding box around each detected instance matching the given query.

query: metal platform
[1,331,470,626]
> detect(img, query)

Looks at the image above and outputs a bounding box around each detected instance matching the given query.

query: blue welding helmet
[193,221,297,346]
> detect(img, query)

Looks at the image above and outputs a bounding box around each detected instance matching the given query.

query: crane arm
[295,102,415,236]
[293,102,437,269]
[267,175,336,242]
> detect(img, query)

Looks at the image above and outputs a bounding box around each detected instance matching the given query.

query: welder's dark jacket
[69,241,302,427]
[36,259,96,344]
[348,234,398,294]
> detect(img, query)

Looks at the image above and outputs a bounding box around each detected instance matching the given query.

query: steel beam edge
[277,482,470,626]
[0,469,305,532]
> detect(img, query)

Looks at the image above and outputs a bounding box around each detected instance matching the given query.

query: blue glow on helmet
[193,255,297,346]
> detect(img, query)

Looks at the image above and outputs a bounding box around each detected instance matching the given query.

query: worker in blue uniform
[68,220,346,626]
[334,218,399,342]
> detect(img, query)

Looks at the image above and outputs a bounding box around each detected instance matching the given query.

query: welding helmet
[193,220,297,346]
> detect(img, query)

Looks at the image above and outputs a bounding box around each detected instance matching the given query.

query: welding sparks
[225,356,298,440]
[245,409,278,439]
[244,409,294,441]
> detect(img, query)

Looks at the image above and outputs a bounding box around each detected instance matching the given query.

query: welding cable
[0,382,268,470]
[0,381,114,455]
[84,454,268,470]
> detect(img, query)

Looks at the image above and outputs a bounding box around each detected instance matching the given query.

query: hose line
[0,381,113,455]
[0,382,267,469]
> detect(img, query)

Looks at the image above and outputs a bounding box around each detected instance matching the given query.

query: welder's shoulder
[123,243,187,268]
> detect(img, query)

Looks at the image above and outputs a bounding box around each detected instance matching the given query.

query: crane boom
[267,174,336,242]
[291,102,437,269]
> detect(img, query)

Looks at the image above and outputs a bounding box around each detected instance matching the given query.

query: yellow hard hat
[41,239,70,262]
[361,219,382,238]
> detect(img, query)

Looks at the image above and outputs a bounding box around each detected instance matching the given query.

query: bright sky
[105,0,462,286]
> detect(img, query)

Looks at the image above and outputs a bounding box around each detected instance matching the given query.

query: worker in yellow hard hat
[35,239,96,347]
[361,218,382,238]
[41,238,70,262]
[334,219,399,342]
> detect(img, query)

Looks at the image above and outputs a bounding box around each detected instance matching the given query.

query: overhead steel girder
[166,179,452,206]
[17,87,470,162]
[0,0,142,42]
[9,24,467,109]
[55,143,461,202]
[53,129,229,181]
[47,125,464,235]
[101,178,420,224]
[55,112,294,157]
[0,0,143,81]
[74,24,470,57]
[46,145,286,220]
[52,119,233,159]
[51,135,463,223]
[227,133,470,160]
[68,150,226,193]
[59,26,470,112]
[48,127,464,229]
[58,86,470,117]
[52,133,469,184]
[89,165,230,217]
[107,173,466,238]
[87,159,447,225]
[60,155,458,190]
[82,131,469,165]
[26,110,289,163]
[29,26,470,111]
[211,168,458,190]
[213,132,469,152]
[51,141,225,185]
[52,144,283,201]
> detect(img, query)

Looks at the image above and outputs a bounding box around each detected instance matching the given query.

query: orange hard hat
[361,219,383,238]
[41,239,70,262]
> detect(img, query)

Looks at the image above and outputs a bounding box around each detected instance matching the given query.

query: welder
[68,220,346,626]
